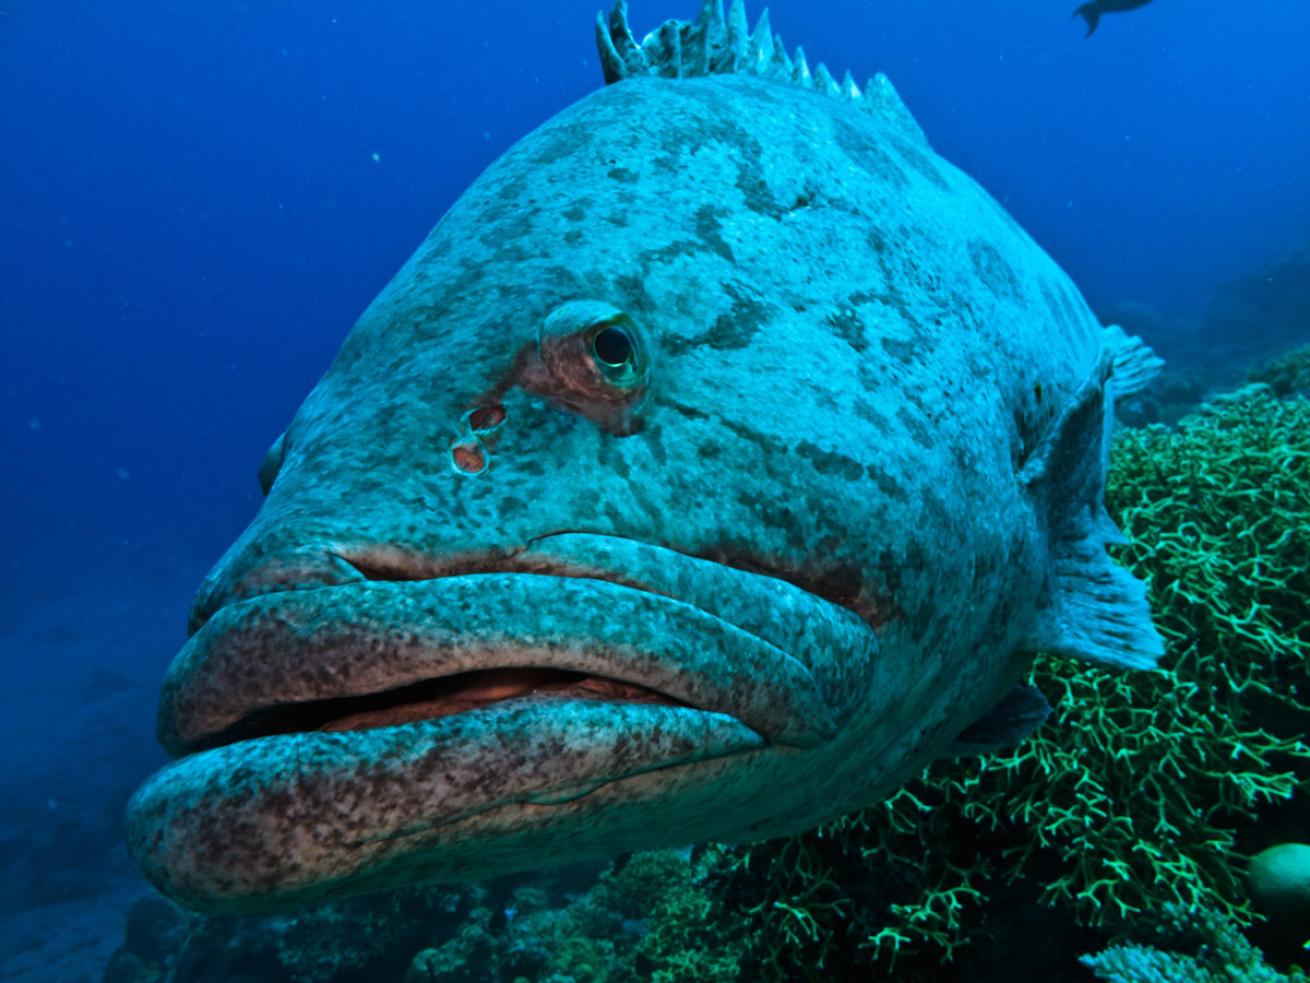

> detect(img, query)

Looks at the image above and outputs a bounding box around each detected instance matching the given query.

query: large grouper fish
[127,0,1166,913]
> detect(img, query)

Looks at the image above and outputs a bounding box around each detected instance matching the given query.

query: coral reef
[706,386,1310,978]
[1249,344,1310,398]
[405,848,749,982]
[1081,904,1305,983]
[105,885,477,983]
[106,852,743,983]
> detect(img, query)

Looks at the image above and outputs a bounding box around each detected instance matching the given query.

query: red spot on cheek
[450,441,487,474]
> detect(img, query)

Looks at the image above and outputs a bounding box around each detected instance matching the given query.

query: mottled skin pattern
[127,19,1159,913]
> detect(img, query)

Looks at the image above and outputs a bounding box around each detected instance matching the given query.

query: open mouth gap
[201,667,687,752]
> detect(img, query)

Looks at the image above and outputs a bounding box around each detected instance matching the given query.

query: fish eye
[586,320,645,389]
[535,300,652,399]
[591,323,632,367]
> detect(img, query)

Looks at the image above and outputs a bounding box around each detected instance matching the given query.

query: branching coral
[705,387,1310,978]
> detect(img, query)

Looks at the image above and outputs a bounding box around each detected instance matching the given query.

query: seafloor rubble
[102,373,1310,982]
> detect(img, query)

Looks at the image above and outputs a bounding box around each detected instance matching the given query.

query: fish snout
[187,542,367,635]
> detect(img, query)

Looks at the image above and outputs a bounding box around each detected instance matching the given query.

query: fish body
[127,0,1163,913]
[1073,0,1154,36]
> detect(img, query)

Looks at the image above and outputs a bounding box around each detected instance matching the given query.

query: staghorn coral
[704,386,1310,978]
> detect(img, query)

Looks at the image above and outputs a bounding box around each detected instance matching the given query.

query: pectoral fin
[948,684,1052,757]
[1021,338,1165,671]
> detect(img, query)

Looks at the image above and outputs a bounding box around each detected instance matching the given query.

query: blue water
[1,0,1308,977]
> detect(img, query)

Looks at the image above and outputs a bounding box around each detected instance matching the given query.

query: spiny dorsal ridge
[594,0,928,144]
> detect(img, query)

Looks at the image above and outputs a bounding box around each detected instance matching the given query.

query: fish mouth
[211,666,691,747]
[129,534,877,909]
[160,533,859,757]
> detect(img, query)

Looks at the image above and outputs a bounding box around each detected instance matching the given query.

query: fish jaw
[129,538,884,911]
[127,700,766,913]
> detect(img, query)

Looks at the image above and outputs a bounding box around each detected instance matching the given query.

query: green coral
[631,848,753,982]
[406,850,749,982]
[1081,904,1307,983]
[708,387,1310,977]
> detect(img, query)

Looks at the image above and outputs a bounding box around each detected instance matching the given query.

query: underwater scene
[2,0,1309,979]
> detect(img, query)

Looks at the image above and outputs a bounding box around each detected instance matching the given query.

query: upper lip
[159,536,859,757]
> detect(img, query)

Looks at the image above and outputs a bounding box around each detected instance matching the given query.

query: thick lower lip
[127,696,765,911]
[159,570,840,756]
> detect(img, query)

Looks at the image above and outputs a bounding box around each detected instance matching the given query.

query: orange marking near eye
[451,441,487,474]
[467,403,507,432]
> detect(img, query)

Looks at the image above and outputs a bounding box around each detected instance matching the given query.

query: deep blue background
[2,0,1309,658]
[0,0,1308,953]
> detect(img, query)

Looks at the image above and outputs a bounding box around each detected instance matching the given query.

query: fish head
[127,72,1043,912]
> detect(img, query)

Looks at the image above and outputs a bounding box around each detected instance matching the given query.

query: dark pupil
[593,325,633,366]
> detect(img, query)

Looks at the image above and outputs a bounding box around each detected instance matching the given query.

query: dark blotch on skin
[969,240,1022,303]
[825,306,868,354]
[654,395,712,422]
[648,88,782,218]
[665,283,771,354]
[864,463,909,502]
[880,335,918,366]
[793,440,865,482]
[639,239,712,268]
[613,275,657,316]
[831,117,909,190]
[852,399,892,435]
[896,405,935,450]
[887,135,950,191]
[634,205,735,270]
[531,122,592,166]
[694,206,735,263]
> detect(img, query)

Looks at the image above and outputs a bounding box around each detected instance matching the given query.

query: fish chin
[126,698,763,912]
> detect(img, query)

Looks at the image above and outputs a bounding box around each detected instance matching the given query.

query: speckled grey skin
[127,0,1164,913]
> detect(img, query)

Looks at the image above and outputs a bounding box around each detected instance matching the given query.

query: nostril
[257,432,287,497]
[186,546,367,636]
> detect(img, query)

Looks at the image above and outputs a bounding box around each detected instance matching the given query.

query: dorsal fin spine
[842,71,860,101]
[725,0,749,70]
[772,34,792,77]
[595,0,929,145]
[792,46,811,85]
[746,9,773,71]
